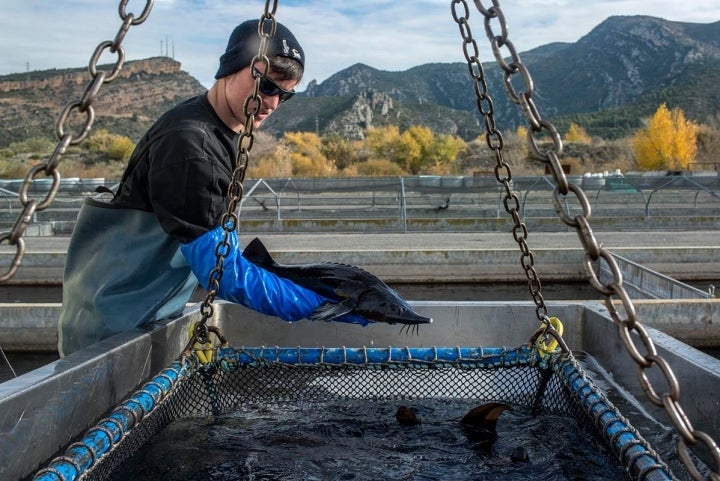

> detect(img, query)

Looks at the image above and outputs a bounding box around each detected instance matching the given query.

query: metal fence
[235,174,720,233]
[1,173,719,234]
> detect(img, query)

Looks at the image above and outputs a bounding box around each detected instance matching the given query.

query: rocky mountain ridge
[0,57,205,147]
[264,15,720,141]
[1,15,719,148]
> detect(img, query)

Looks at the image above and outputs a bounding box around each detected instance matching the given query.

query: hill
[0,57,205,148]
[1,15,719,148]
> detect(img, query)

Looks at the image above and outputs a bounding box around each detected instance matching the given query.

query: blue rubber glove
[181,227,369,326]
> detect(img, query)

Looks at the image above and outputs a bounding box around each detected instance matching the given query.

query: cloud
[1,1,718,90]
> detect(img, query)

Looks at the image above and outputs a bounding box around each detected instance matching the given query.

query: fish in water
[395,405,421,426]
[242,237,433,328]
[459,402,512,449]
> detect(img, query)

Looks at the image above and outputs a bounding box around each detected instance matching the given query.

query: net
[32,345,674,481]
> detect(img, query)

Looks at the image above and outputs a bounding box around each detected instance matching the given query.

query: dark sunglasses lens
[258,76,294,102]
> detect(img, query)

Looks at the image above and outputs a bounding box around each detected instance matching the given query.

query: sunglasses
[252,68,295,103]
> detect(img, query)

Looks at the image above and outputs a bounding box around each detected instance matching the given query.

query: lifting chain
[451,1,720,480]
[188,0,280,351]
[449,1,549,324]
[0,0,154,284]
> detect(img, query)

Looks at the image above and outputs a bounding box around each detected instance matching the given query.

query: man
[58,19,368,356]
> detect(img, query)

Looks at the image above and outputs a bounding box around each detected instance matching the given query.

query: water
[105,351,695,481]
[0,281,604,304]
[109,398,626,481]
[0,351,59,380]
[3,279,715,304]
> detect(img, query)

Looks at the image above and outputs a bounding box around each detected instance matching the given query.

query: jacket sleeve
[180,227,369,325]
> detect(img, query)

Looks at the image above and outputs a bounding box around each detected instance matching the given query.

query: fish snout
[403,314,433,325]
[393,306,433,325]
[395,405,421,426]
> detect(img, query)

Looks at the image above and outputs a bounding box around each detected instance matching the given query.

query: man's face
[223,63,298,130]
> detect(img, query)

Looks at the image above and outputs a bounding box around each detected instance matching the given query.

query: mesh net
[32,345,674,481]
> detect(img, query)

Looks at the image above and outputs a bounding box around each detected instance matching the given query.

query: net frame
[32,345,674,481]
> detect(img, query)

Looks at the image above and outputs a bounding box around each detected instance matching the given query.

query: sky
[1,1,719,91]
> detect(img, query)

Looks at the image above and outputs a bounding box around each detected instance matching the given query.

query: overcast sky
[1,1,718,91]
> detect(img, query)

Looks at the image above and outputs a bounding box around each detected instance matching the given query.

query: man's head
[215,19,304,81]
[211,19,305,131]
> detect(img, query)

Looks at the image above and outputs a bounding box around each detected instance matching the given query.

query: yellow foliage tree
[107,136,135,162]
[565,122,591,144]
[86,129,135,162]
[367,125,465,175]
[364,126,405,164]
[321,135,364,170]
[247,143,293,178]
[354,158,406,176]
[631,104,698,171]
[400,126,433,174]
[283,131,336,177]
[425,134,466,174]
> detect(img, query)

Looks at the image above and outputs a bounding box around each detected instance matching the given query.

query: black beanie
[215,19,305,79]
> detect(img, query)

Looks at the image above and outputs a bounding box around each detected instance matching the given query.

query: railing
[1,173,719,234]
[599,253,714,300]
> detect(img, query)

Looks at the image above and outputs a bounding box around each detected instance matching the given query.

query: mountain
[263,15,720,141]
[0,57,206,148]
[1,15,719,148]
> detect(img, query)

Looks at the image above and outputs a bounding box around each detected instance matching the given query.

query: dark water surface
[104,351,694,480]
[1,281,604,304]
[109,398,627,481]
[3,280,716,304]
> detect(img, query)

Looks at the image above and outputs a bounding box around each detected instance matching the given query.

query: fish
[459,402,512,449]
[242,237,433,327]
[395,405,421,426]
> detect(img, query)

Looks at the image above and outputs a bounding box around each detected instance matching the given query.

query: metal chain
[192,0,279,345]
[449,0,549,324]
[0,0,154,284]
[452,1,720,479]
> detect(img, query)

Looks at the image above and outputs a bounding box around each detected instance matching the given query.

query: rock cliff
[0,57,205,146]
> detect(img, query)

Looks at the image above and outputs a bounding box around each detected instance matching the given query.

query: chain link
[194,0,279,337]
[450,1,549,323]
[453,1,720,479]
[0,0,154,283]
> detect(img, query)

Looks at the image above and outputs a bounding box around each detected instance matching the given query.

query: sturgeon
[242,237,433,327]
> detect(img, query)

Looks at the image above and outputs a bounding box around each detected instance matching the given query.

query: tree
[366,125,465,175]
[425,133,466,174]
[631,104,698,171]
[321,135,364,171]
[283,131,336,177]
[565,122,592,144]
[695,121,720,170]
[248,143,293,178]
[399,126,433,174]
[353,158,406,176]
[364,126,405,165]
[86,129,135,162]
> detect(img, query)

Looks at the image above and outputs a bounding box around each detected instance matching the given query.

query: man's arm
[181,226,369,325]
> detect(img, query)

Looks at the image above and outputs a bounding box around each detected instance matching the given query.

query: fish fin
[460,402,511,449]
[242,237,274,267]
[395,406,421,426]
[460,402,512,427]
[309,300,354,321]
